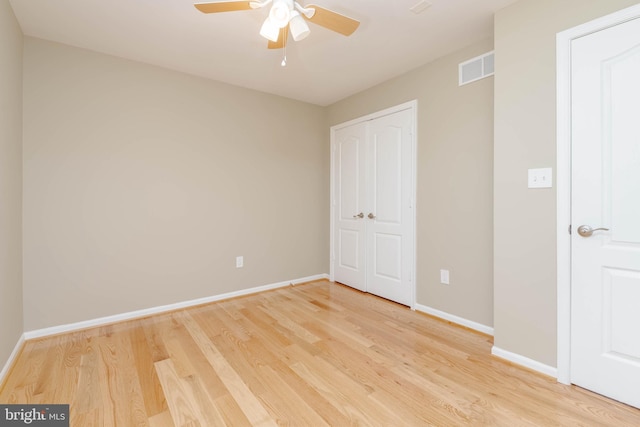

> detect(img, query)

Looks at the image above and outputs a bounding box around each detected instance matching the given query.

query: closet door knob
[368,213,376,219]
[353,212,364,219]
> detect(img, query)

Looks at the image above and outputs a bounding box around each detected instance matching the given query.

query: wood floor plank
[94,334,117,426]
[179,312,277,427]
[252,363,331,426]
[141,316,171,363]
[72,408,105,427]
[161,322,199,379]
[43,334,82,405]
[289,358,398,425]
[155,359,207,427]
[268,359,350,426]
[73,338,101,414]
[130,325,168,418]
[1,280,639,426]
[211,394,253,427]
[257,304,321,345]
[119,330,150,426]
[167,313,229,402]
[0,343,45,398]
[148,410,176,427]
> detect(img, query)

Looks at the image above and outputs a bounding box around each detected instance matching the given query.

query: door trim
[556,3,640,385]
[329,100,418,309]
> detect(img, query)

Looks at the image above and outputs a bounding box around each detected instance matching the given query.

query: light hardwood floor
[1,280,639,426]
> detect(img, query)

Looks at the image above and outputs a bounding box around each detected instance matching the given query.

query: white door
[571,16,640,408]
[333,122,367,291]
[366,110,414,305]
[331,103,415,306]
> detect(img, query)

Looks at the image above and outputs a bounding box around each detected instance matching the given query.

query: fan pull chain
[280,25,288,66]
[281,34,287,67]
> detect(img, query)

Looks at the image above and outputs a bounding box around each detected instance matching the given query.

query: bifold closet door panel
[366,109,413,306]
[333,121,367,291]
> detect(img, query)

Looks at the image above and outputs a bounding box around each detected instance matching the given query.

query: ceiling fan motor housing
[269,0,294,28]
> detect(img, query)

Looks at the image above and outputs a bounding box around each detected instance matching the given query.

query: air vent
[459,51,494,86]
[410,0,432,14]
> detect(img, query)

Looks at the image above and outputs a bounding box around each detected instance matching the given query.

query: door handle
[368,213,376,219]
[577,225,609,237]
[353,212,364,219]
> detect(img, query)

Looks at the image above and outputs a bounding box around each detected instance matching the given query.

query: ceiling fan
[194,0,360,49]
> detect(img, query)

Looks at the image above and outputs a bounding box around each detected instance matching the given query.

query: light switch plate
[528,168,553,189]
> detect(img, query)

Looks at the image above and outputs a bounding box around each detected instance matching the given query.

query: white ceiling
[9,0,519,106]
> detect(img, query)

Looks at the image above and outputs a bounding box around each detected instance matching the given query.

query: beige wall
[23,38,328,331]
[493,0,639,367]
[0,2,23,369]
[328,39,495,328]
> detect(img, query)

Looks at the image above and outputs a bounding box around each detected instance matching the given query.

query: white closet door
[331,103,415,307]
[366,109,413,306]
[333,122,367,291]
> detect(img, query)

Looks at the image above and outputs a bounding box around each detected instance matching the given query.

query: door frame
[556,3,640,385]
[329,100,418,309]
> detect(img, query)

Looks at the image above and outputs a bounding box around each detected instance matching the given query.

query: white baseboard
[491,346,558,378]
[0,333,25,386]
[24,274,329,340]
[290,274,328,285]
[415,304,494,336]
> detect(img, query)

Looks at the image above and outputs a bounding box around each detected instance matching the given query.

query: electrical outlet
[440,269,450,285]
[236,256,243,268]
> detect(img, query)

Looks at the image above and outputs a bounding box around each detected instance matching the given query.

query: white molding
[330,100,418,132]
[24,274,329,340]
[289,274,328,285]
[0,333,25,386]
[409,102,418,310]
[555,2,640,386]
[556,23,572,386]
[415,304,494,336]
[329,100,418,308]
[492,346,557,378]
[329,133,335,284]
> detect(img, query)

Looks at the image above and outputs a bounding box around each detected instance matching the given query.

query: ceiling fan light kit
[195,0,359,50]
[289,11,310,41]
[259,16,280,41]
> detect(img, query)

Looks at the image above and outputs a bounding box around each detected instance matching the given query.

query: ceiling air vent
[459,51,494,86]
[410,1,432,14]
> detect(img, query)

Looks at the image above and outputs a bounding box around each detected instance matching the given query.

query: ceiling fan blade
[194,1,253,13]
[305,5,359,36]
[267,26,289,49]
